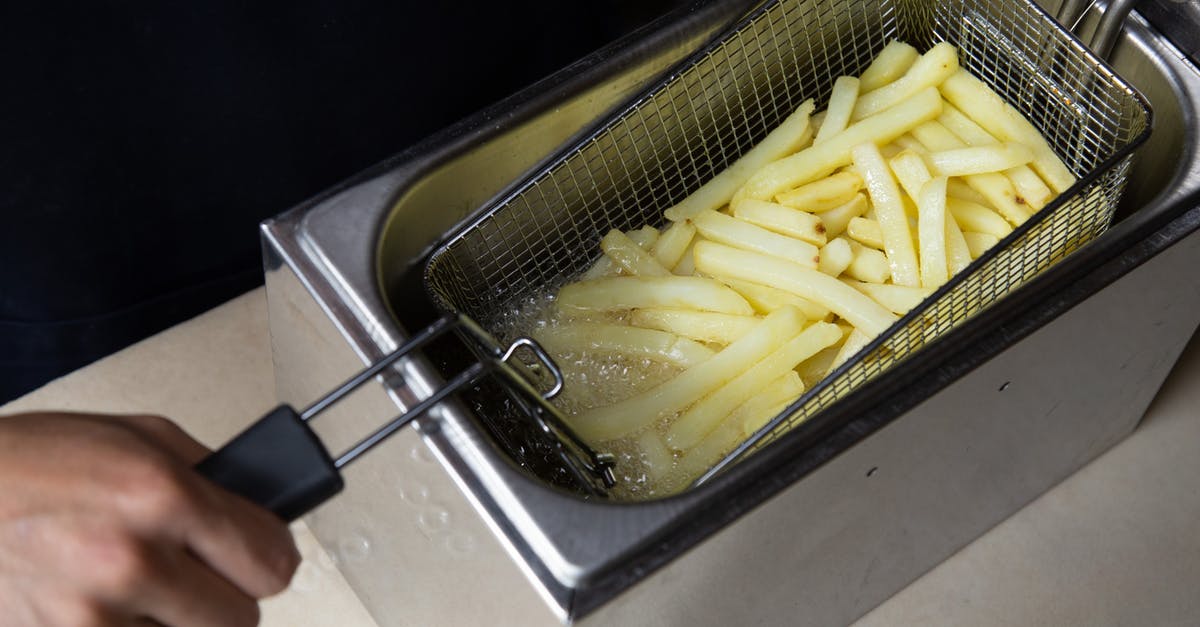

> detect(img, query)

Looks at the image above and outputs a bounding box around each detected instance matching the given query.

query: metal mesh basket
[424,0,1151,492]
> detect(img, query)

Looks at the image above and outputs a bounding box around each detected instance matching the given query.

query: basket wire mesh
[424,0,1151,493]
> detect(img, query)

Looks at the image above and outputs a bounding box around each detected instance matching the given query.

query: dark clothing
[0,1,685,401]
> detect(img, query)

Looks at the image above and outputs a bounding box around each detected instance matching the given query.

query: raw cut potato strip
[663,100,816,222]
[939,69,1076,193]
[732,199,828,246]
[652,220,697,270]
[947,198,1012,238]
[600,229,671,276]
[667,321,843,450]
[946,177,989,205]
[817,193,869,238]
[844,279,934,315]
[909,121,1033,225]
[815,76,860,144]
[630,308,761,346]
[772,171,863,213]
[827,328,873,375]
[917,176,950,288]
[927,143,1034,177]
[533,322,714,368]
[720,278,831,320]
[846,217,884,250]
[818,237,854,277]
[690,210,820,268]
[739,371,806,435]
[963,231,1001,258]
[851,42,959,121]
[737,87,943,202]
[938,104,1053,209]
[694,241,897,336]
[582,226,659,280]
[569,306,805,442]
[844,239,891,284]
[797,343,842,388]
[858,40,920,92]
[888,149,933,201]
[557,275,754,315]
[852,142,921,287]
[637,431,675,483]
[945,211,973,274]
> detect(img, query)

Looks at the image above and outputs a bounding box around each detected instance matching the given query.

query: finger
[105,414,212,465]
[132,549,260,627]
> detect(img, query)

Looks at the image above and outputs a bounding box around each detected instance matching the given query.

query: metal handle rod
[1091,0,1136,60]
[300,315,457,421]
[1057,0,1094,32]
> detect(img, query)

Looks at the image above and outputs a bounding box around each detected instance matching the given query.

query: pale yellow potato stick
[891,133,928,155]
[927,142,1034,177]
[963,231,1002,258]
[674,420,742,482]
[947,198,1013,238]
[939,69,1076,193]
[720,278,832,319]
[569,306,805,442]
[815,76,860,144]
[809,110,827,138]
[532,322,714,368]
[817,236,854,277]
[858,40,920,92]
[844,239,892,284]
[636,430,675,483]
[817,192,869,238]
[667,321,842,450]
[826,328,873,375]
[938,103,1053,210]
[732,199,828,246]
[846,216,885,250]
[946,177,989,205]
[772,171,863,212]
[852,142,921,287]
[843,279,934,315]
[651,220,697,270]
[581,225,659,279]
[737,87,943,201]
[944,208,973,274]
[557,275,754,315]
[674,240,697,275]
[910,121,1032,224]
[663,100,815,222]
[888,149,933,201]
[694,241,897,335]
[630,308,761,346]
[850,42,959,121]
[739,371,805,435]
[917,176,950,288]
[796,343,841,388]
[690,209,820,268]
[600,229,671,276]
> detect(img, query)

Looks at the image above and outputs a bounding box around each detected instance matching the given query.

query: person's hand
[0,412,300,626]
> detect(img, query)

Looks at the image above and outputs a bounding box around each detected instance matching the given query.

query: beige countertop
[4,287,1198,626]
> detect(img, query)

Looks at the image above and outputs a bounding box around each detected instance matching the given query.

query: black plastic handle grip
[195,405,344,522]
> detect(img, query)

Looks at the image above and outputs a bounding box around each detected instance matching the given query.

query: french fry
[844,279,933,315]
[946,198,1013,238]
[732,199,828,246]
[927,142,1034,177]
[852,142,921,287]
[581,225,659,279]
[636,431,676,484]
[736,87,943,201]
[721,278,832,320]
[569,306,806,442]
[772,171,862,212]
[889,149,933,201]
[844,239,892,284]
[851,42,959,121]
[917,176,949,288]
[859,40,920,92]
[846,216,885,250]
[739,371,805,434]
[939,68,1075,193]
[532,322,714,368]
[652,220,697,270]
[938,103,1053,210]
[796,343,841,388]
[666,321,842,449]
[691,209,820,268]
[945,208,973,274]
[826,328,873,375]
[817,192,869,237]
[664,100,816,222]
[814,76,860,144]
[909,121,1033,225]
[674,240,697,275]
[557,275,754,315]
[818,236,854,277]
[630,308,761,346]
[946,177,989,205]
[694,241,897,335]
[963,231,1001,258]
[600,229,671,276]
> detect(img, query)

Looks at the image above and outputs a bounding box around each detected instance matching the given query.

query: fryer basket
[424,0,1151,491]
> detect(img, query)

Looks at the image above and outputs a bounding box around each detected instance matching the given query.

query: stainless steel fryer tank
[261,1,1200,625]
